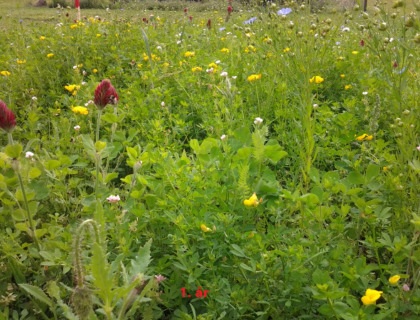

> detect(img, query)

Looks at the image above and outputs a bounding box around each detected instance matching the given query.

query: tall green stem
[17,172,40,251]
[96,109,102,143]
[7,132,14,145]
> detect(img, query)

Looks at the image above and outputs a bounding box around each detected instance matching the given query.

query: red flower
[206,19,211,30]
[228,6,232,15]
[189,15,193,21]
[360,39,365,47]
[94,79,119,110]
[393,61,398,68]
[184,8,187,13]
[0,100,16,133]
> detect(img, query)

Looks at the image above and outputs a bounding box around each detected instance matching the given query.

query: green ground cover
[1,0,420,319]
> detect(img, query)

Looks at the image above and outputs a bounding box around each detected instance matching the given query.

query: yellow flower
[70,24,77,29]
[64,85,80,92]
[345,85,352,90]
[309,76,324,84]
[71,106,88,115]
[115,34,118,37]
[284,47,291,52]
[1,71,11,76]
[337,56,344,60]
[247,74,261,82]
[214,11,218,13]
[93,69,98,73]
[220,48,229,53]
[352,51,359,54]
[39,36,46,40]
[341,74,345,78]
[355,134,373,141]
[361,289,383,306]
[383,166,389,172]
[47,53,54,58]
[243,193,262,206]
[184,51,195,58]
[248,232,255,238]
[96,34,101,37]
[17,60,26,64]
[192,67,202,72]
[163,62,169,67]
[245,33,252,37]
[389,275,400,285]
[201,224,212,232]
[137,64,143,68]
[221,37,227,41]
[208,62,218,69]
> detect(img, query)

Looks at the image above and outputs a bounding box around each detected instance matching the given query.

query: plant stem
[17,172,40,251]
[95,153,100,199]
[7,132,14,145]
[96,109,102,143]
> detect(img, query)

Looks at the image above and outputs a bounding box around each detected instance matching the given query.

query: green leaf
[101,113,118,123]
[5,144,22,158]
[82,134,95,156]
[309,167,320,184]
[190,139,200,153]
[91,242,114,304]
[233,127,252,145]
[318,303,334,316]
[240,263,254,272]
[105,173,118,183]
[230,244,246,258]
[29,167,41,179]
[45,160,61,170]
[264,145,287,163]
[347,171,365,185]
[366,164,380,182]
[12,209,26,221]
[409,159,420,172]
[130,239,152,277]
[19,284,52,307]
[8,257,25,284]
[126,147,137,159]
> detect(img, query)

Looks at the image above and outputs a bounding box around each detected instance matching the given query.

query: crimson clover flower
[94,79,119,110]
[0,100,16,133]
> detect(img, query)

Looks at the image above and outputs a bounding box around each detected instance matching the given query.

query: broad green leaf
[126,147,137,159]
[409,159,420,172]
[91,243,114,304]
[347,171,365,185]
[101,113,118,123]
[366,164,380,182]
[130,239,152,277]
[19,284,52,307]
[29,167,41,179]
[309,167,320,184]
[45,160,61,170]
[5,144,22,158]
[190,139,199,153]
[240,263,254,272]
[233,127,252,145]
[105,173,118,183]
[264,145,287,163]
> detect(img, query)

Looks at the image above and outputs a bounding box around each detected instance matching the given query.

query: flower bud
[403,109,410,115]
[134,161,142,173]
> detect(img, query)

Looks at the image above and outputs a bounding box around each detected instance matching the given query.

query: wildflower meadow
[1,0,420,319]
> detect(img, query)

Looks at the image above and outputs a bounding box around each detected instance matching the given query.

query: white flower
[215,60,220,64]
[227,32,232,35]
[88,100,94,105]
[85,103,89,107]
[157,46,162,50]
[106,7,109,11]
[220,71,228,77]
[74,125,81,131]
[27,46,30,49]
[73,66,77,69]
[177,40,181,44]
[161,102,165,107]
[246,34,251,38]
[83,70,87,75]
[25,151,34,159]
[315,33,319,38]
[254,117,263,124]
[390,38,394,42]
[362,92,368,95]
[206,68,214,73]
[221,134,226,140]
[107,195,120,203]
[32,97,37,101]
[313,104,318,108]
[232,76,237,79]
[342,27,350,32]
[175,34,179,38]
[81,82,86,85]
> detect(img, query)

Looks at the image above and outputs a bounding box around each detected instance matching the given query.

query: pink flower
[107,195,120,203]
[74,125,81,131]
[360,39,365,47]
[403,284,410,291]
[228,6,232,15]
[221,134,226,140]
[94,79,119,110]
[0,100,16,133]
[417,145,420,152]
[184,8,187,13]
[155,274,166,284]
[189,15,193,21]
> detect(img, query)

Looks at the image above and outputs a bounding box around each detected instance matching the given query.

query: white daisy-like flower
[254,117,263,124]
[32,97,37,101]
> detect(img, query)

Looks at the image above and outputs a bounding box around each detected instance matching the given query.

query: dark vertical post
[364,0,368,12]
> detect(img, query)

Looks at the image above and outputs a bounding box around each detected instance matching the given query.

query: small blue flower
[20,20,23,23]
[277,8,292,15]
[219,27,226,31]
[121,8,124,11]
[336,41,340,45]
[398,67,406,74]
[243,17,257,24]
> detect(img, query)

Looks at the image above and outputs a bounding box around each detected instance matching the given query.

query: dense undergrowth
[1,0,420,319]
